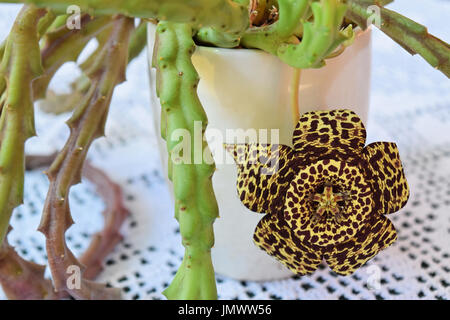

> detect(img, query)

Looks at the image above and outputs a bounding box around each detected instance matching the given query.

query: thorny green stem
[0,9,53,111]
[45,13,68,32]
[33,14,114,100]
[0,5,46,244]
[153,21,219,300]
[241,0,354,68]
[36,9,56,37]
[3,14,112,117]
[345,0,450,78]
[128,20,148,63]
[0,9,54,93]
[40,20,148,115]
[38,16,133,300]
[2,0,250,34]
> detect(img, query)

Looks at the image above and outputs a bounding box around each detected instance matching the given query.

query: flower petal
[361,142,410,215]
[253,213,322,275]
[284,159,373,247]
[323,216,397,275]
[292,109,366,162]
[225,143,303,214]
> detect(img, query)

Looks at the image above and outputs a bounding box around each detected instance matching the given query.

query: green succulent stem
[195,27,241,49]
[45,13,68,32]
[128,20,148,62]
[39,19,147,115]
[345,0,450,78]
[241,0,353,69]
[2,0,250,34]
[0,5,46,244]
[33,14,114,100]
[153,21,219,300]
[0,8,54,101]
[241,0,311,55]
[37,9,56,37]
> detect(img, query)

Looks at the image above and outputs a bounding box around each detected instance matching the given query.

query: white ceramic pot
[147,24,372,281]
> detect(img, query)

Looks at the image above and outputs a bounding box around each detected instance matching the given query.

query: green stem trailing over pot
[153,21,219,300]
[241,0,354,69]
[2,0,250,34]
[38,16,133,299]
[0,5,46,244]
[345,0,450,78]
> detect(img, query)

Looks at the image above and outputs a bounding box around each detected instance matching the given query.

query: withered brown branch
[0,152,130,300]
[78,162,130,280]
[26,154,130,282]
[37,16,134,300]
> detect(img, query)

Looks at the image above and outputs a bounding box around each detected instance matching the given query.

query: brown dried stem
[79,161,129,280]
[26,154,130,280]
[0,227,61,300]
[37,16,133,300]
[0,152,130,300]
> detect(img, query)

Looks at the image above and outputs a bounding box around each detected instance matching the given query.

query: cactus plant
[0,0,447,300]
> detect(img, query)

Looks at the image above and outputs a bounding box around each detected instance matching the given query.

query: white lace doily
[0,0,449,300]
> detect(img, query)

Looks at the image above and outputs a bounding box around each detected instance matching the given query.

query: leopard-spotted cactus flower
[225,109,409,276]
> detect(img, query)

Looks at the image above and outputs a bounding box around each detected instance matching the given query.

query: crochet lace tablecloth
[0,0,449,300]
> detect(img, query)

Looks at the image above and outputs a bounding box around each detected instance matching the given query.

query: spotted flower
[225,109,409,276]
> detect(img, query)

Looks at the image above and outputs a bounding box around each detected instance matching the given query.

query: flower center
[309,181,349,224]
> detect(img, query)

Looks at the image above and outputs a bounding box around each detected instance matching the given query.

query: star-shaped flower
[225,109,409,276]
